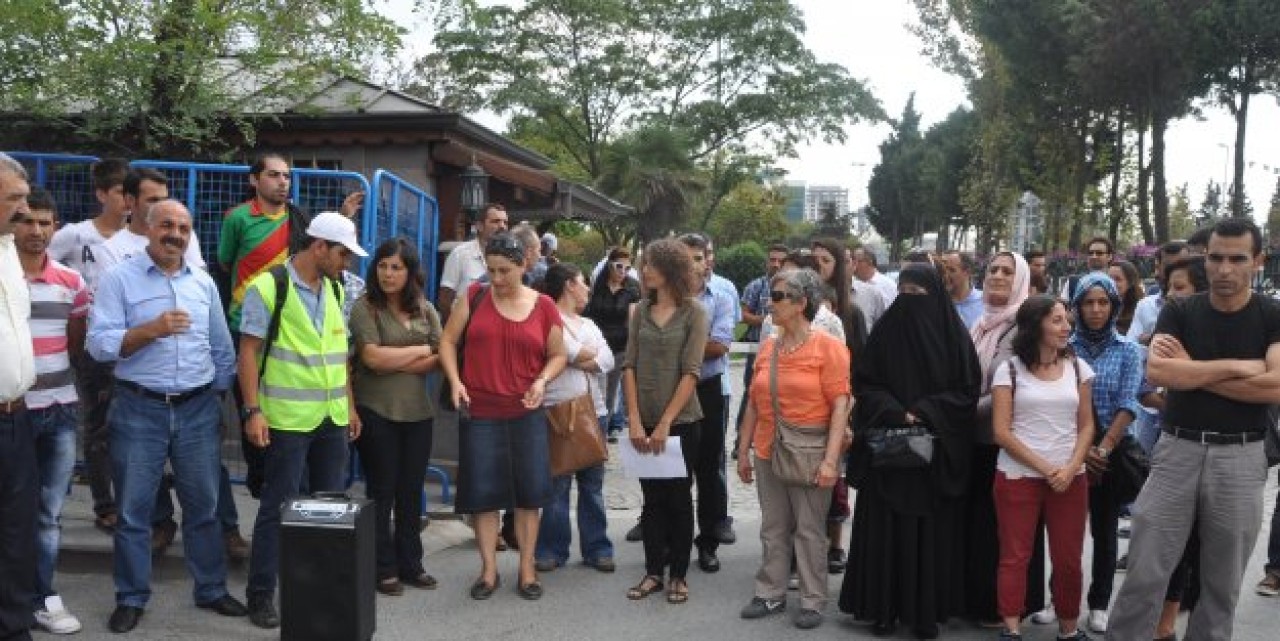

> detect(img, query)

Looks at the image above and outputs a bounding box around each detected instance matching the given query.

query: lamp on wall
[459,155,490,234]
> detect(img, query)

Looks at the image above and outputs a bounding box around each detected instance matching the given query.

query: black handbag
[864,424,934,469]
[1102,434,1150,506]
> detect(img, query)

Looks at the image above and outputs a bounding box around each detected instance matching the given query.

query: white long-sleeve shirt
[0,235,36,401]
[543,312,614,416]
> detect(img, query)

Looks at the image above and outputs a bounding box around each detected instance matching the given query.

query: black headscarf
[847,264,981,514]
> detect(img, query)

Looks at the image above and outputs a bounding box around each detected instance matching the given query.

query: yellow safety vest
[250,270,349,431]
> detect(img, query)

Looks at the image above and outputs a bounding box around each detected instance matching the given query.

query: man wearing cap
[87,200,244,633]
[237,211,366,629]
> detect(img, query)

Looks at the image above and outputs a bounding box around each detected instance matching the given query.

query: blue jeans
[110,386,228,607]
[31,403,78,602]
[153,465,238,532]
[535,417,613,565]
[247,421,348,597]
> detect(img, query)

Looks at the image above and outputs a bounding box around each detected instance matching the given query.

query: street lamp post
[459,156,490,239]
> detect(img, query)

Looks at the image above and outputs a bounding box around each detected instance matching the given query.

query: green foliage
[715,242,767,293]
[1267,177,1280,247]
[0,0,404,156]
[708,182,790,249]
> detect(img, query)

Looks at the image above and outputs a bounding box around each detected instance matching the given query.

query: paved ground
[44,361,1280,639]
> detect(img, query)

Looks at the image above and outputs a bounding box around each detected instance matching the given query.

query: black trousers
[229,331,266,497]
[1087,479,1121,610]
[693,376,727,554]
[355,407,434,581]
[77,356,115,517]
[0,408,35,641]
[641,422,700,579]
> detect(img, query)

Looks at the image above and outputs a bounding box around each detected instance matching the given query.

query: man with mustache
[95,170,249,561]
[0,151,39,641]
[88,199,243,633]
[15,188,90,635]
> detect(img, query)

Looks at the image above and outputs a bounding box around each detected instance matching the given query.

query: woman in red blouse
[439,232,568,602]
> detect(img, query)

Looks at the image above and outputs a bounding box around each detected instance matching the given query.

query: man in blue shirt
[88,200,243,633]
[679,233,737,572]
[942,251,984,329]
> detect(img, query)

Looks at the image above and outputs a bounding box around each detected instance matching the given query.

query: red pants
[994,471,1089,620]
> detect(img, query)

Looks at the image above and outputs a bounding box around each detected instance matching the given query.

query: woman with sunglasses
[622,238,709,606]
[584,247,641,442]
[736,268,851,630]
[439,231,568,601]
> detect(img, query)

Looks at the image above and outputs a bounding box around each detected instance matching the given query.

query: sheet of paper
[619,435,687,479]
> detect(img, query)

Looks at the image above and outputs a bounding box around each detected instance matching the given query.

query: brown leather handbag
[547,371,608,477]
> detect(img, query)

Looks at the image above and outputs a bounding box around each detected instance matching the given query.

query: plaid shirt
[741,275,771,342]
[1068,332,1144,428]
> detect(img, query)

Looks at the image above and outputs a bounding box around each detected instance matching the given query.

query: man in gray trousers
[1108,218,1280,641]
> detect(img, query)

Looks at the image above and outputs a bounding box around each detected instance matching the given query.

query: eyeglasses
[1087,250,1109,256]
[769,290,797,303]
[611,262,626,271]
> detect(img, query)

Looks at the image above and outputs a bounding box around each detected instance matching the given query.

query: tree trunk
[1108,112,1126,239]
[1136,121,1154,244]
[1152,108,1171,243]
[1232,64,1252,218]
[1067,117,1091,250]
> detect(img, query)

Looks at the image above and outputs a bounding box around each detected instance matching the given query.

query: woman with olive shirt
[622,238,709,606]
[350,238,444,596]
[439,232,568,602]
[736,268,851,631]
[840,264,981,639]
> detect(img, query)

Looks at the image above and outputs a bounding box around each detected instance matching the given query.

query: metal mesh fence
[7,153,100,223]
[368,170,440,299]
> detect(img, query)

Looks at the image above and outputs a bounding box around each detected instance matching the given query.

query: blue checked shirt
[1068,333,1144,429]
[741,275,771,342]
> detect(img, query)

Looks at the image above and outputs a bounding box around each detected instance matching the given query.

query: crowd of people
[1,148,1279,641]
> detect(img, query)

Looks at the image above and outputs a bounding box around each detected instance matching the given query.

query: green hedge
[717,242,766,293]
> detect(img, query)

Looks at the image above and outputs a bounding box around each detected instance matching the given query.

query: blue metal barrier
[130,160,374,264]
[367,170,440,299]
[6,152,100,223]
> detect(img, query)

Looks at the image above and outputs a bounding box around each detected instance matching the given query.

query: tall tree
[0,0,403,156]
[868,95,925,260]
[426,0,882,220]
[1267,176,1280,248]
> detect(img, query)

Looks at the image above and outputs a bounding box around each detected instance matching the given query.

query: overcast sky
[384,0,1280,221]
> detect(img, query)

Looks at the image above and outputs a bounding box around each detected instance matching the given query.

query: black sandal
[626,575,664,600]
[469,575,500,600]
[666,577,689,604]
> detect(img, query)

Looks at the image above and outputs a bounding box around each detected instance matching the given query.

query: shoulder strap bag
[767,342,830,486]
[546,318,609,477]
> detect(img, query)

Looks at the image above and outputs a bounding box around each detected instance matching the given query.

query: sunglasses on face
[486,236,525,263]
[769,289,797,303]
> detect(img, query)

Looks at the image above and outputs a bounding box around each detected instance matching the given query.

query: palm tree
[597,124,705,248]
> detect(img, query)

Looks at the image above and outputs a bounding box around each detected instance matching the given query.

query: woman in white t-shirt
[990,294,1096,641]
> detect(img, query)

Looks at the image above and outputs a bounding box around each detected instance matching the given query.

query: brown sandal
[666,578,689,604]
[626,575,664,600]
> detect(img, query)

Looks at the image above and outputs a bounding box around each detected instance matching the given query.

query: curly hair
[640,237,696,303]
[1012,294,1072,368]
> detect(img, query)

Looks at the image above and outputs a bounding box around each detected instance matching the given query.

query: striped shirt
[25,256,90,408]
[217,199,291,332]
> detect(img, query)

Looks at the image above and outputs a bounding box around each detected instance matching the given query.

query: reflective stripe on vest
[251,270,349,432]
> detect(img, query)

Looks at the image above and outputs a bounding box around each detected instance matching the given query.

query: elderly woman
[622,238,708,606]
[736,268,851,631]
[964,252,1046,624]
[534,263,615,573]
[840,264,981,639]
[350,238,443,596]
[1068,273,1144,635]
[439,231,567,601]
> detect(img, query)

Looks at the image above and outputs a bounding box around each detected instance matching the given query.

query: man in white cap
[236,211,367,629]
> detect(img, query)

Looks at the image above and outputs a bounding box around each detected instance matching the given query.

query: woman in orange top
[735,268,851,631]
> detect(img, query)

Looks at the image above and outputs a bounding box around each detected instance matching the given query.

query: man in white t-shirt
[437,203,508,321]
[96,169,205,275]
[47,158,130,293]
[852,247,897,311]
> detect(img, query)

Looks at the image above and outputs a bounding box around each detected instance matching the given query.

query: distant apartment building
[1009,191,1044,253]
[784,181,807,223]
[804,185,850,222]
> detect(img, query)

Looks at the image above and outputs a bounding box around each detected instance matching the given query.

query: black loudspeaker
[280,496,375,641]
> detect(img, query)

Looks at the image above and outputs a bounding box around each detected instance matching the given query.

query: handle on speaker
[312,491,352,500]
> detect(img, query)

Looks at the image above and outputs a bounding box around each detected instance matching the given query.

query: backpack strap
[1007,359,1018,396]
[259,265,291,376]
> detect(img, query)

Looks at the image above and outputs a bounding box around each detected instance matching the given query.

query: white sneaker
[34,595,82,634]
[1029,604,1057,624]
[1087,608,1109,633]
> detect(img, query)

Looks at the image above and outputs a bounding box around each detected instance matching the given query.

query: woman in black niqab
[839,264,981,639]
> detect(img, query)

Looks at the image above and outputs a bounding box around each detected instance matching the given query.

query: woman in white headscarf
[962,252,1045,625]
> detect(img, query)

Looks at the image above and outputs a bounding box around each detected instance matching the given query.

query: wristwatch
[241,406,263,421]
